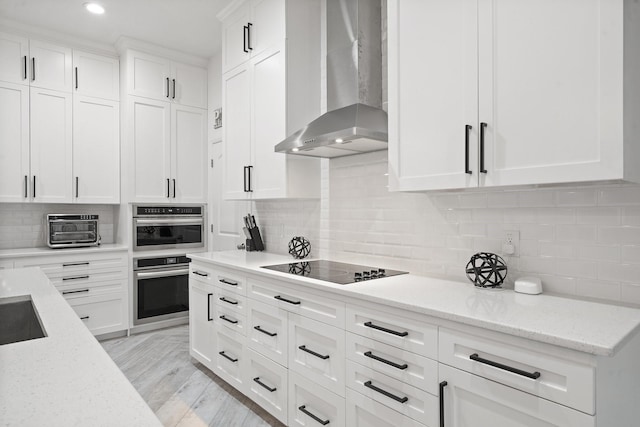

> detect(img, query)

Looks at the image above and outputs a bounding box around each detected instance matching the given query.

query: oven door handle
[135,268,190,279]
[134,219,203,225]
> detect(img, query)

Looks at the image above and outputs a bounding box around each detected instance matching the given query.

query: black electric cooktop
[261,260,408,285]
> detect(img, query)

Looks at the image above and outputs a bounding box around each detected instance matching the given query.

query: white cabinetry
[219,0,321,201]
[388,0,640,191]
[0,32,29,85]
[72,50,119,100]
[189,275,216,365]
[0,82,30,202]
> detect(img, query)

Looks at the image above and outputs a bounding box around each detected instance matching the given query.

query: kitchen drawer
[248,277,345,328]
[14,253,127,278]
[215,287,247,317]
[347,304,437,359]
[191,263,247,295]
[68,292,126,335]
[439,327,595,414]
[50,269,125,289]
[289,370,345,427]
[347,332,437,395]
[289,314,346,397]
[214,325,246,393]
[216,303,247,336]
[346,388,426,427]
[248,298,288,367]
[58,279,123,299]
[346,360,437,427]
[246,349,288,425]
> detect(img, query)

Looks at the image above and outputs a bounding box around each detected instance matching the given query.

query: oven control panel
[135,206,203,216]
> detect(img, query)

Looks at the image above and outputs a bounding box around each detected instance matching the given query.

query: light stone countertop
[0,243,128,259]
[0,267,161,427]
[188,250,640,357]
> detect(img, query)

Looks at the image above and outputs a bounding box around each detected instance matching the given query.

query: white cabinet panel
[171,62,207,109]
[250,0,285,58]
[29,40,72,92]
[127,50,171,100]
[189,278,216,367]
[68,292,126,336]
[345,388,426,427]
[221,2,252,73]
[0,82,29,202]
[73,96,120,204]
[73,50,119,100]
[217,304,247,336]
[171,104,207,202]
[247,298,288,367]
[246,349,288,424]
[289,371,345,427]
[0,32,29,84]
[214,325,247,393]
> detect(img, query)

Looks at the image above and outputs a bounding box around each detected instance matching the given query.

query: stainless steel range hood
[275,0,387,158]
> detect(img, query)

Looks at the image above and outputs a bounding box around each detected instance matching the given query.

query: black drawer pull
[364,380,408,403]
[470,353,541,379]
[80,316,90,320]
[193,270,209,277]
[364,351,408,370]
[298,345,329,360]
[219,315,238,324]
[219,278,238,286]
[253,377,276,392]
[299,405,330,425]
[364,321,408,337]
[207,293,213,321]
[62,275,89,281]
[219,351,238,363]
[254,325,277,337]
[219,296,238,305]
[274,295,301,305]
[62,289,89,295]
[63,262,89,267]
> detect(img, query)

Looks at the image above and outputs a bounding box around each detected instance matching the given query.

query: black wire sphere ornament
[465,252,508,288]
[288,236,311,259]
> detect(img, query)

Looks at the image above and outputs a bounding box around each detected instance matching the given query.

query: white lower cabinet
[247,349,288,424]
[346,388,426,427]
[67,292,126,336]
[189,278,216,367]
[248,298,288,367]
[289,371,345,427]
[214,325,247,392]
[438,364,594,427]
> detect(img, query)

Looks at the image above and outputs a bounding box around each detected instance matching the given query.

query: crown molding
[216,0,246,21]
[115,36,209,67]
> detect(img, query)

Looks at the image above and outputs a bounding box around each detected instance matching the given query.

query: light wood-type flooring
[101,325,285,427]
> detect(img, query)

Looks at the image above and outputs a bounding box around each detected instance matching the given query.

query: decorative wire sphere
[288,236,311,259]
[465,252,508,288]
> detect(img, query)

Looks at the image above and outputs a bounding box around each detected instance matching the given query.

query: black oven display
[136,224,202,247]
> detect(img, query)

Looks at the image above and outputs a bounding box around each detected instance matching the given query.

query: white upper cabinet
[126,50,207,108]
[72,50,119,101]
[0,32,29,85]
[388,0,640,191]
[171,103,208,203]
[29,40,73,93]
[0,82,30,202]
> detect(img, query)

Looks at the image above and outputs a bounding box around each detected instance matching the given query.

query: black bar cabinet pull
[465,124,472,174]
[193,271,209,277]
[219,351,238,363]
[207,293,213,321]
[62,289,89,295]
[166,77,170,98]
[274,295,301,305]
[254,325,277,337]
[24,175,28,198]
[80,316,90,320]
[247,165,253,192]
[364,321,408,337]
[219,278,238,286]
[247,23,253,50]
[31,57,35,81]
[75,177,79,198]
[220,315,238,324]
[469,353,541,379]
[439,381,447,427]
[480,122,487,173]
[75,67,78,89]
[63,262,89,267]
[172,79,176,99]
[364,351,408,370]
[243,166,248,192]
[363,380,408,403]
[299,405,330,425]
[298,345,329,360]
[172,178,176,198]
[253,377,276,392]
[33,175,36,198]
[62,275,89,281]
[219,296,238,305]
[23,56,27,80]
[243,25,249,53]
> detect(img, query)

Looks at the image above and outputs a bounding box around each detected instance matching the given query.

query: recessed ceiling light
[335,138,344,143]
[292,148,299,152]
[84,2,105,14]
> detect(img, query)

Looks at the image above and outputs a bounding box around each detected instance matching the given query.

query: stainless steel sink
[0,296,46,346]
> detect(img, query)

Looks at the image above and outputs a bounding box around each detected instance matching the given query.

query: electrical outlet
[503,230,520,257]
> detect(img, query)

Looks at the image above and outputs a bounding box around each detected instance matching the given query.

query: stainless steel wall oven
[132,205,204,251]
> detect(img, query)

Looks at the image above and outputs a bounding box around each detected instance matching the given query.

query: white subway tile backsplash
[621,284,640,305]
[556,259,598,279]
[598,186,640,205]
[518,190,555,207]
[621,246,640,264]
[556,224,596,242]
[576,279,621,301]
[598,226,640,245]
[598,262,640,283]
[555,188,597,206]
[621,207,640,226]
[577,207,621,225]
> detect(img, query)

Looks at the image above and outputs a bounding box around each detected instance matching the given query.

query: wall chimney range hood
[275,0,387,158]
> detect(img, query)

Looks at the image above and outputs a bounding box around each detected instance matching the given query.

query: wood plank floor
[101,325,285,427]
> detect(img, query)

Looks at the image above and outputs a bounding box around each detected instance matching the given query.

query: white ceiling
[0,0,233,58]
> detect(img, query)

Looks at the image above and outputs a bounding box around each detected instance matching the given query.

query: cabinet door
[129,96,172,201]
[250,0,285,57]
[73,96,120,204]
[0,82,30,202]
[251,44,287,199]
[29,40,73,92]
[479,0,622,187]
[171,62,207,109]
[439,364,595,427]
[189,279,216,367]
[68,292,126,336]
[222,64,252,200]
[73,50,119,101]
[387,0,478,191]
[127,50,171,101]
[0,32,29,84]
[171,104,207,202]
[30,88,72,203]
[222,3,252,73]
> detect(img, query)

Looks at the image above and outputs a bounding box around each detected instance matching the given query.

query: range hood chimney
[275,0,387,158]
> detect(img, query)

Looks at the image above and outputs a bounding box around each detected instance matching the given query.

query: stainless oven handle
[134,219,203,225]
[135,268,189,279]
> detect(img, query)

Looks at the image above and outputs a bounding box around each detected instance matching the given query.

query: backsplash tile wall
[0,204,117,249]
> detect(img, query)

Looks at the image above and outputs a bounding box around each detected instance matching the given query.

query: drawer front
[347,333,438,395]
[439,328,595,414]
[59,279,123,299]
[50,269,125,289]
[191,263,246,296]
[248,277,345,328]
[15,253,127,278]
[346,388,426,427]
[289,314,346,397]
[289,371,345,427]
[216,287,247,317]
[216,303,247,336]
[247,298,288,367]
[346,360,437,427]
[246,349,288,425]
[68,292,126,335]
[347,304,438,359]
[214,325,246,393]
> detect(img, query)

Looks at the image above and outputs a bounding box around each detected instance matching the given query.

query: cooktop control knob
[378,268,386,276]
[354,272,362,281]
[370,270,378,278]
